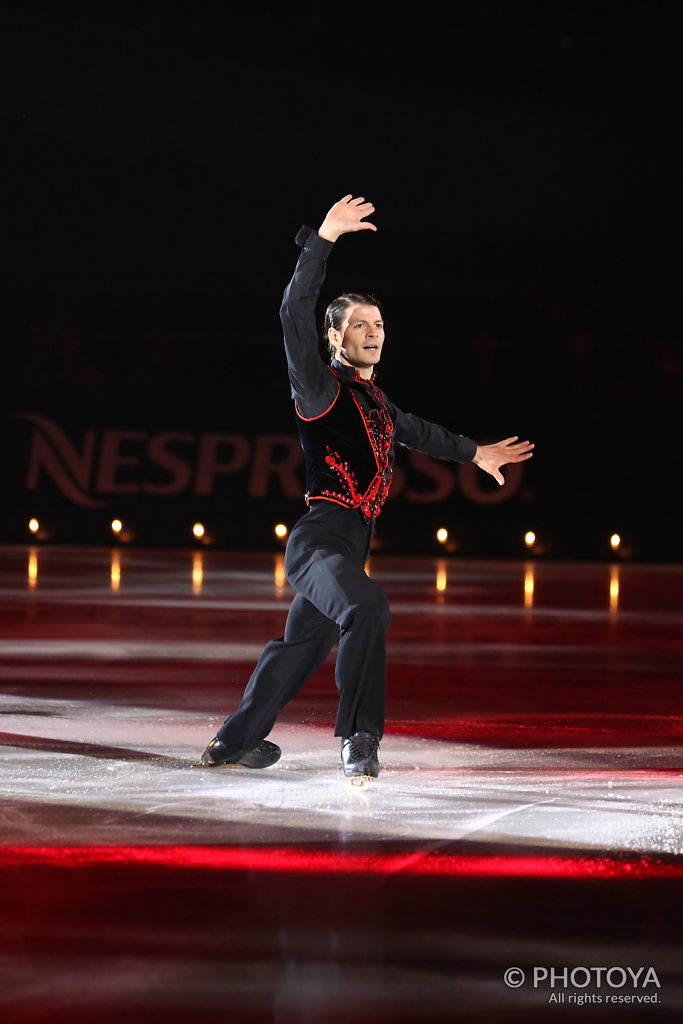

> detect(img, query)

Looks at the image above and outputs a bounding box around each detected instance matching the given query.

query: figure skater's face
[330,304,384,377]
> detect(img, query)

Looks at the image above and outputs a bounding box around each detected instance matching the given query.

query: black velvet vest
[295,368,395,522]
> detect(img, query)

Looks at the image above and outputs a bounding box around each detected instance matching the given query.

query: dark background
[2,0,682,559]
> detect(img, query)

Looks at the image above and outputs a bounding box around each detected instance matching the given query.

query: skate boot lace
[344,732,379,761]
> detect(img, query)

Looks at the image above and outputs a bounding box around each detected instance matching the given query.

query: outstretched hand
[473,437,534,486]
[318,194,377,243]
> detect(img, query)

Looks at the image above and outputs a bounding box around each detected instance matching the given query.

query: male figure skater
[199,195,533,778]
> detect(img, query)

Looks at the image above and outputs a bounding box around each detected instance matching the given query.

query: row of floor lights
[26,517,625,554]
[27,518,290,542]
[436,528,623,553]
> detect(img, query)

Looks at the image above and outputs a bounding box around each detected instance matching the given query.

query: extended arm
[392,405,478,463]
[280,195,377,419]
[392,405,534,481]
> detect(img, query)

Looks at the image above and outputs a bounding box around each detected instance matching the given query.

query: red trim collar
[331,359,376,385]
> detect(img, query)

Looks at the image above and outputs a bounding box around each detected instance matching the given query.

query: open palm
[473,437,535,486]
[318,195,377,243]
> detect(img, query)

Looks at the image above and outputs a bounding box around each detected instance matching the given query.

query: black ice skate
[194,736,281,769]
[341,731,380,786]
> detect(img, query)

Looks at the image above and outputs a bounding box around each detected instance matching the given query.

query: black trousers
[216,502,391,755]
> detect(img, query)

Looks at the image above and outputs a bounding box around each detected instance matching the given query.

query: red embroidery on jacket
[320,450,364,506]
[354,399,394,519]
[317,371,395,521]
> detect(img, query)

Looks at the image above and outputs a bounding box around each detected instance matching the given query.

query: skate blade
[347,774,373,788]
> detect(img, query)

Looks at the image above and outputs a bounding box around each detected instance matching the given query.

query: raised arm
[280,195,376,419]
[279,228,337,417]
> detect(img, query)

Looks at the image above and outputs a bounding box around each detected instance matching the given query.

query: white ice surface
[1,693,682,854]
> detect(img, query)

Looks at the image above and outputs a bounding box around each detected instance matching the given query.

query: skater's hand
[318,195,377,243]
[472,437,534,486]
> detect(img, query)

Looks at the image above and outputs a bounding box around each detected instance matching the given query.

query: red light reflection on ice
[0,846,680,879]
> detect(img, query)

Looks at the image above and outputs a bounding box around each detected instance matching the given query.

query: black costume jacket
[280,226,477,523]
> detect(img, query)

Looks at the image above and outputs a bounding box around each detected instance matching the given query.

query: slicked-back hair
[323,292,383,361]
